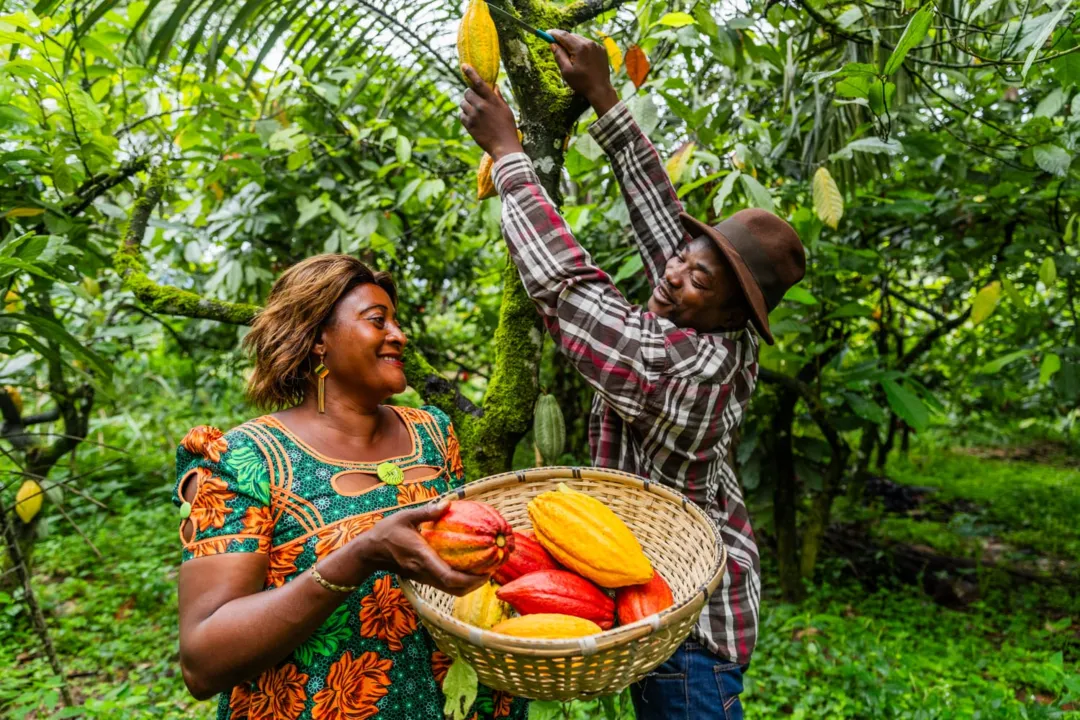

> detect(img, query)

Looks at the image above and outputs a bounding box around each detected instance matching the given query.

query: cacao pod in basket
[492,530,561,585]
[453,580,511,629]
[421,500,514,574]
[528,483,652,587]
[615,569,674,625]
[491,613,602,639]
[497,569,615,630]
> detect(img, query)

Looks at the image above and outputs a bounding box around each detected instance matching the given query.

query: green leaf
[970,281,1002,325]
[4,313,111,378]
[223,445,271,506]
[1022,0,1074,78]
[844,391,887,424]
[443,657,479,720]
[1001,277,1026,309]
[739,174,774,212]
[882,380,929,432]
[1039,257,1058,288]
[784,286,818,305]
[66,84,107,130]
[657,12,696,27]
[1033,145,1071,176]
[395,135,412,165]
[613,254,644,284]
[826,302,872,319]
[812,167,843,229]
[294,605,352,666]
[712,170,741,216]
[1040,353,1062,385]
[884,4,935,75]
[829,137,903,161]
[1035,88,1067,117]
[977,349,1029,374]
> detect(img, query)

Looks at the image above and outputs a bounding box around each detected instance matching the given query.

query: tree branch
[63,157,150,218]
[562,0,632,27]
[886,289,947,323]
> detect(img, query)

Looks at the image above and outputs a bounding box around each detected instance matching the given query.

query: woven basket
[400,466,727,701]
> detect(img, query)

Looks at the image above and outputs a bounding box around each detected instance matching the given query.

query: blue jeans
[631,641,748,720]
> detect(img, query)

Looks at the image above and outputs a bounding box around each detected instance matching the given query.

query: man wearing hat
[459,30,805,720]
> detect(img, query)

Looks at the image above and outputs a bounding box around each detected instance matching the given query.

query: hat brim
[679,212,775,345]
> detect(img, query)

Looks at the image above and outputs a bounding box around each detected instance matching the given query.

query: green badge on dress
[179,501,192,519]
[377,462,404,486]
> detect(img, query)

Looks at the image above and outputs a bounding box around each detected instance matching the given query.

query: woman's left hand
[459,65,523,161]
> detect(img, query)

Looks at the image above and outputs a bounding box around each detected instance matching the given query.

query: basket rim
[400,466,727,657]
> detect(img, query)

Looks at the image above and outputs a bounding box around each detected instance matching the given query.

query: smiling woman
[172,254,527,720]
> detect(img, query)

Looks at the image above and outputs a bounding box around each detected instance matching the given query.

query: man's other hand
[549,30,619,117]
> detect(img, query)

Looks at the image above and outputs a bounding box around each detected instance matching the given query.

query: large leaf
[739,174,775,212]
[1039,257,1058,288]
[443,657,478,720]
[882,379,929,432]
[1034,145,1071,176]
[1040,353,1062,385]
[599,33,622,72]
[970,281,1002,325]
[844,391,887,424]
[4,312,111,378]
[977,349,1029,374]
[883,4,935,74]
[626,45,650,89]
[712,170,741,216]
[1022,0,1074,78]
[829,137,903,161]
[665,142,695,185]
[812,167,843,229]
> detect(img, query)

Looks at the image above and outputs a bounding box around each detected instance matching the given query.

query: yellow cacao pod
[4,386,22,415]
[457,0,500,88]
[491,613,602,639]
[452,580,511,629]
[15,480,43,524]
[528,483,652,588]
[477,153,496,200]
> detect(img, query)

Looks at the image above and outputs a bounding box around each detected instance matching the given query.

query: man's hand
[549,30,620,117]
[459,65,523,161]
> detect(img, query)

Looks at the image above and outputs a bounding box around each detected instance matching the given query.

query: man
[459,30,805,720]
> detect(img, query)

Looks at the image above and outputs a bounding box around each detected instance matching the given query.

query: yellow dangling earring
[314,353,330,414]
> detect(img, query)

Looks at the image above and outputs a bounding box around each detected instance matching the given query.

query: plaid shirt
[492,101,761,664]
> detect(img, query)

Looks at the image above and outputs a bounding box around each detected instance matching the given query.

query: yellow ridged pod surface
[490,613,602,639]
[477,153,496,200]
[452,580,511,629]
[528,483,653,588]
[457,0,500,87]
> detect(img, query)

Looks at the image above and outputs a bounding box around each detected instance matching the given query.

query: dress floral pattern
[175,405,526,720]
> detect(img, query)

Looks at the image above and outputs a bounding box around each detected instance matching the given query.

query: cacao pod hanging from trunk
[533,394,565,464]
[457,0,500,87]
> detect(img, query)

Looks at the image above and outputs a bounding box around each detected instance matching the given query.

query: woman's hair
[244,254,398,410]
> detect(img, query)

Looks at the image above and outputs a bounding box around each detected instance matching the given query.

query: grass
[2,448,1079,718]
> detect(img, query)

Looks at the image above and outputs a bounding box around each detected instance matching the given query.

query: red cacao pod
[615,570,674,625]
[496,569,615,630]
[421,501,514,575]
[492,530,561,585]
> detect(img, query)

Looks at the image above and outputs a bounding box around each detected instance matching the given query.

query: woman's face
[318,283,407,402]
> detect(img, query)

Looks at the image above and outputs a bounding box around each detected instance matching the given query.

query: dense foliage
[1,0,1077,716]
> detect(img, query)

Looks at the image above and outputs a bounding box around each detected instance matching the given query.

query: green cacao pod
[533,394,565,464]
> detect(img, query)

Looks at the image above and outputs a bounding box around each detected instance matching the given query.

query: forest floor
[1,447,1077,719]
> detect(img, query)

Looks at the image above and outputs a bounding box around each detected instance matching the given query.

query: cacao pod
[15,480,43,524]
[533,394,565,464]
[528,483,652,587]
[492,530,561,585]
[4,386,22,415]
[421,500,514,575]
[457,0,500,87]
[453,580,511,629]
[477,153,496,200]
[491,613,602,639]
[497,569,615,630]
[615,569,674,625]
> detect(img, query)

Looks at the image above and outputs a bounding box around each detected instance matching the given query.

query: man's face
[647,236,745,332]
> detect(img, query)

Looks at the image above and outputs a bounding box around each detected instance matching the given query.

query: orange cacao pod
[492,530,561,585]
[477,153,496,200]
[497,569,615,630]
[421,500,514,574]
[615,569,674,625]
[491,613,602,639]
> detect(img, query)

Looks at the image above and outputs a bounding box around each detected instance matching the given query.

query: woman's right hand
[351,501,490,597]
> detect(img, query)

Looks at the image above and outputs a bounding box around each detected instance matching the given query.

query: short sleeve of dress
[421,406,466,488]
[174,425,274,562]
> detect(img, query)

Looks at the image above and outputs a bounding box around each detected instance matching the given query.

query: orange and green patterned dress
[174,405,526,720]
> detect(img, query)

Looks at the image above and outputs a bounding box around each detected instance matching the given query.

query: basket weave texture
[400,467,727,701]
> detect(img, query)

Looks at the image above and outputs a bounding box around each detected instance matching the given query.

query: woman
[174,254,524,720]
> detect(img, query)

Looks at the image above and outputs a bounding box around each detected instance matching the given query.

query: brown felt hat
[679,208,805,345]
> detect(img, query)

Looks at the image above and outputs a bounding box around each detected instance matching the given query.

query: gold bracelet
[310,566,359,594]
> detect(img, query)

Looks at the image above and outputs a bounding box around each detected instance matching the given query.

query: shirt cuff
[492,152,539,196]
[588,101,639,155]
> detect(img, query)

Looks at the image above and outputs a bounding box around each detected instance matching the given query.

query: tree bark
[770,390,803,602]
